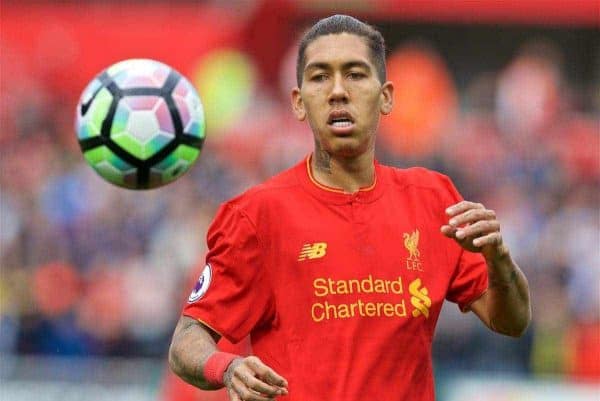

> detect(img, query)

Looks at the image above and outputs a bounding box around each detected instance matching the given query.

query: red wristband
[203,352,240,386]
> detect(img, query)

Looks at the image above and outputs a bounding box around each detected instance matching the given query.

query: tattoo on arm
[170,320,203,385]
[488,270,519,333]
[488,269,518,291]
[169,317,219,389]
[223,358,243,388]
[486,265,530,336]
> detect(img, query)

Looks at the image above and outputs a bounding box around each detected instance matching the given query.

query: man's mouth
[327,111,355,131]
[329,118,353,128]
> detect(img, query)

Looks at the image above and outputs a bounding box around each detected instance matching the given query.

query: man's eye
[348,72,365,80]
[311,74,327,82]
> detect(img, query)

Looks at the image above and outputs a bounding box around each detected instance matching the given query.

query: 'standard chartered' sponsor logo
[403,229,423,271]
[188,264,212,303]
[409,278,431,318]
[298,242,328,261]
[309,275,433,323]
[311,275,406,322]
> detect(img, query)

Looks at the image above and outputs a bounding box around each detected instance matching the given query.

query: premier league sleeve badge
[188,264,212,303]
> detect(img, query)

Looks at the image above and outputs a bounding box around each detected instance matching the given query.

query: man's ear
[380,81,394,115]
[291,87,306,121]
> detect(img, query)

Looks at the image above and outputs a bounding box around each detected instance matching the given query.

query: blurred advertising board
[441,374,600,401]
[294,0,599,26]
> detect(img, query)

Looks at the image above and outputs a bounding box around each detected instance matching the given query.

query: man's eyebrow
[304,62,330,72]
[304,60,372,72]
[341,60,371,70]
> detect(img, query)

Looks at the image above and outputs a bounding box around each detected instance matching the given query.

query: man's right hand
[224,356,288,401]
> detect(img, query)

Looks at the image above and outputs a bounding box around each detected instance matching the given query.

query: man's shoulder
[380,163,454,192]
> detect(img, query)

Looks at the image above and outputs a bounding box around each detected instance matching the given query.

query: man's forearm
[484,250,531,337]
[168,316,221,389]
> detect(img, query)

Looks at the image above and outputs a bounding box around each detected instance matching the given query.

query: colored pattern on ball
[149,144,200,187]
[111,96,175,160]
[83,145,136,186]
[173,79,206,139]
[109,59,170,89]
[77,87,113,140]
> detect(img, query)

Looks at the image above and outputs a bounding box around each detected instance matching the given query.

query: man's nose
[328,74,348,104]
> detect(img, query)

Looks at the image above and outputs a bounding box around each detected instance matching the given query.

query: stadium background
[1,0,598,400]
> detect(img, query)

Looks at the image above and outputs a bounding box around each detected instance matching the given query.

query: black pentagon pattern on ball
[78,70,205,189]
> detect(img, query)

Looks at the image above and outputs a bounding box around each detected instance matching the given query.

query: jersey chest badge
[403,229,424,272]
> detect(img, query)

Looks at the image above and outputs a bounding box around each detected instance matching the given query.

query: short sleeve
[183,203,274,343]
[446,250,488,311]
[438,175,489,312]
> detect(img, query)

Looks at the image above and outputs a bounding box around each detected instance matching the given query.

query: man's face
[292,33,393,158]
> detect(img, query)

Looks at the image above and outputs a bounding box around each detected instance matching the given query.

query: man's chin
[329,141,371,159]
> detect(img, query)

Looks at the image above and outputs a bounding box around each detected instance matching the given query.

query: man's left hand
[441,200,509,261]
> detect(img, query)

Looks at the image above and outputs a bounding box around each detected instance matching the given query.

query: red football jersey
[183,156,488,401]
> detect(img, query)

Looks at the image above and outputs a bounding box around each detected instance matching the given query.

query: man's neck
[310,149,375,194]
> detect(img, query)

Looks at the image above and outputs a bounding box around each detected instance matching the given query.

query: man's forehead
[303,33,372,68]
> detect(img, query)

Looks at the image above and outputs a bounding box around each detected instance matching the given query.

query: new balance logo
[409,278,431,318]
[298,242,327,261]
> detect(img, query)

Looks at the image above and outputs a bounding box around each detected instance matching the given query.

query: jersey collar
[296,155,385,204]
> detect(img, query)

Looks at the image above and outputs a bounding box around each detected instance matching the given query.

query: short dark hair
[296,14,386,87]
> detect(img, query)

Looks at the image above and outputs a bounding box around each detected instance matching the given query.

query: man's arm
[168,315,289,400]
[168,315,222,389]
[469,250,531,337]
[441,201,531,337]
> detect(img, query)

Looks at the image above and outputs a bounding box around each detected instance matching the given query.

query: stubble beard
[313,131,376,174]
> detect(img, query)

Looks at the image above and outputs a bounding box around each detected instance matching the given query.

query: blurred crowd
[1,8,599,391]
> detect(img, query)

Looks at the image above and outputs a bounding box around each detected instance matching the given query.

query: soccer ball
[75,59,205,189]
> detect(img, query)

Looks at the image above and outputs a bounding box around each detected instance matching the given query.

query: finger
[228,387,242,401]
[472,232,503,248]
[449,208,496,227]
[231,376,275,401]
[440,225,457,238]
[246,357,288,389]
[446,201,484,217]
[455,220,500,240]
[234,365,283,397]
